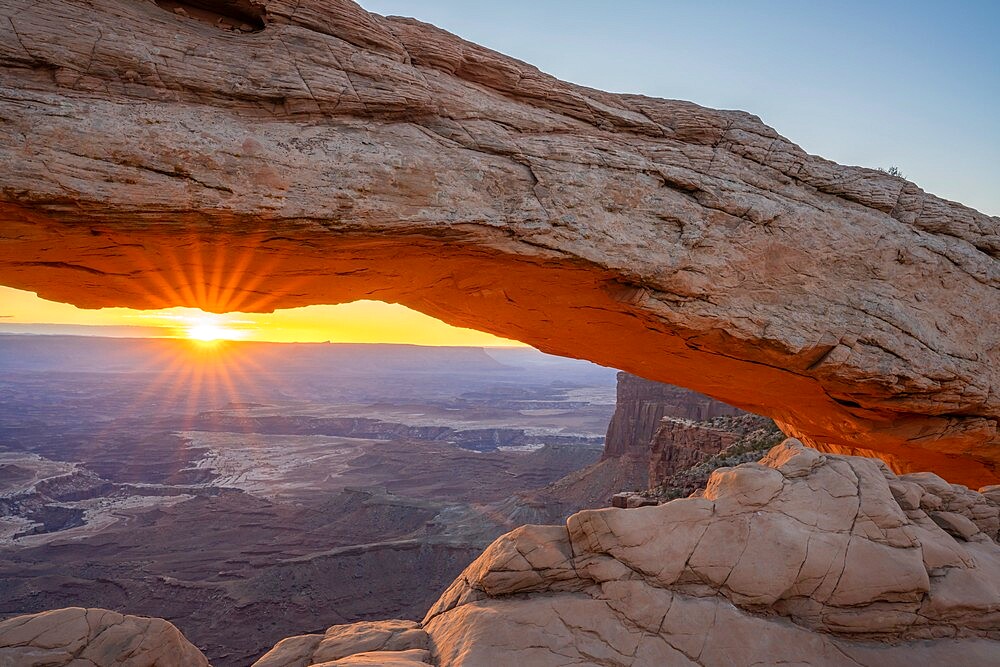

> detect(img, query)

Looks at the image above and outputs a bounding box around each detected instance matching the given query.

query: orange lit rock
[0,0,997,484]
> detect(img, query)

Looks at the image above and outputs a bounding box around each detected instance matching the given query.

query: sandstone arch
[0,0,997,484]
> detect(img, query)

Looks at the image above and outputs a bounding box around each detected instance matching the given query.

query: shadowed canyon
[0,0,998,665]
[0,337,623,664]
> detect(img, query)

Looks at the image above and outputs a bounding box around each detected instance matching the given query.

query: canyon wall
[647,419,739,483]
[602,372,743,459]
[0,0,997,483]
[513,373,749,514]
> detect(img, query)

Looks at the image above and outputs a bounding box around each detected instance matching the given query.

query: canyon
[0,336,762,665]
[6,440,1000,666]
[0,337,782,665]
[0,336,616,664]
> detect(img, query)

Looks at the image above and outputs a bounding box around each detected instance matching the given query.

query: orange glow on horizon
[0,286,527,347]
[0,232,527,347]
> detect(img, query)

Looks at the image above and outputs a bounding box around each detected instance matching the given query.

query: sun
[188,322,227,341]
[184,317,241,344]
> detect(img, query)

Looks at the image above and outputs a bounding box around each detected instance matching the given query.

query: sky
[3,1,996,344]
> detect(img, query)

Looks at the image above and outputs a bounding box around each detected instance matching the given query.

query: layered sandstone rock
[0,0,997,483]
[0,607,209,666]
[246,440,1000,665]
[647,413,779,487]
[514,374,748,516]
[603,373,742,460]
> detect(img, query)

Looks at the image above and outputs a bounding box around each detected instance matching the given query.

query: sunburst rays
[73,232,295,472]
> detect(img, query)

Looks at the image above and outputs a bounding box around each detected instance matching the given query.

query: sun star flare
[184,317,242,343]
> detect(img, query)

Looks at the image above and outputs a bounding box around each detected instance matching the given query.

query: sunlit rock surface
[0,0,996,483]
[252,620,431,667]
[0,607,209,666]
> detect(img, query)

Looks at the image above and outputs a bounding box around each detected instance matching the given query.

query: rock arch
[0,0,997,484]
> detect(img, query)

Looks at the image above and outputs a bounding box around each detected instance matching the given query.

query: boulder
[0,607,209,667]
[252,620,429,667]
[418,440,1000,665]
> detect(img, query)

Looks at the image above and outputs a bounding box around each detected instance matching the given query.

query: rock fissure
[278,36,323,114]
[5,14,35,62]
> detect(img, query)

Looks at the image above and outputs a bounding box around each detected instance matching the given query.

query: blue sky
[359,1,999,216]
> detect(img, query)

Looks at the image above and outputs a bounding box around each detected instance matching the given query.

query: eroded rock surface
[252,620,431,667]
[415,440,1000,665]
[647,413,780,488]
[0,607,209,666]
[0,0,997,483]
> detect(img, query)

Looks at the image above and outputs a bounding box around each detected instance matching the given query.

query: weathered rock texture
[603,372,743,460]
[0,607,209,666]
[648,413,773,486]
[647,420,736,483]
[246,440,1000,666]
[427,440,1000,664]
[645,414,785,498]
[0,0,997,483]
[252,620,432,667]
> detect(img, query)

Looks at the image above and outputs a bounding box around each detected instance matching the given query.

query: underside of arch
[0,0,997,485]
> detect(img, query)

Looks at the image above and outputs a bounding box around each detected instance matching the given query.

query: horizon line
[0,326,533,349]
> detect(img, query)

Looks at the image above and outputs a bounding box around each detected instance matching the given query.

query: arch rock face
[0,0,997,484]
